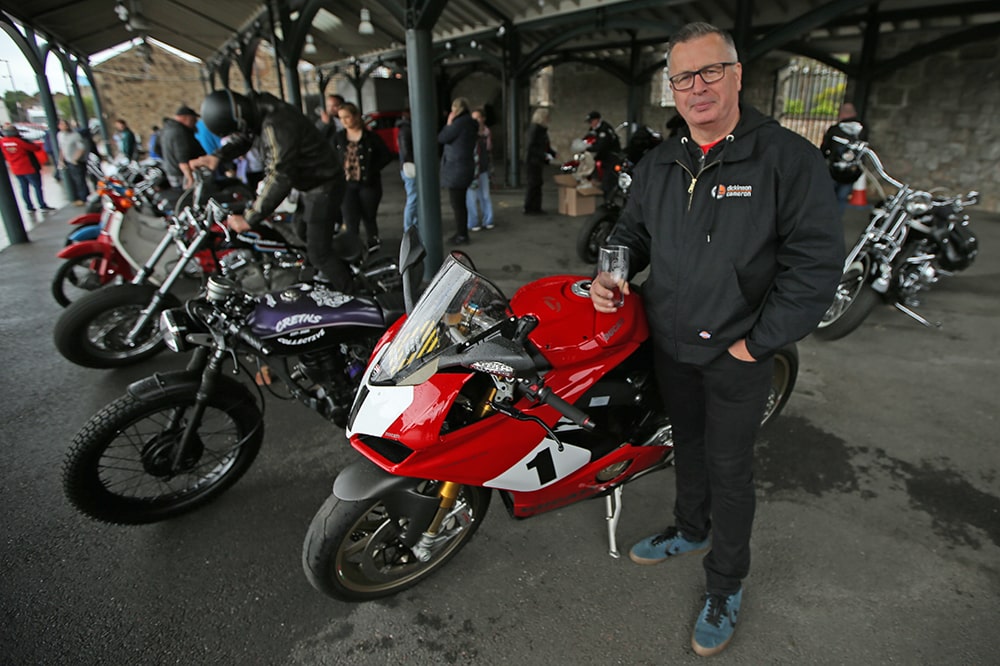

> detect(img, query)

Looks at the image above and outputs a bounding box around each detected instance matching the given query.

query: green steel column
[406,27,443,281]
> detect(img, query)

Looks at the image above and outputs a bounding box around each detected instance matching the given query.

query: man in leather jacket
[590,22,844,656]
[191,89,350,292]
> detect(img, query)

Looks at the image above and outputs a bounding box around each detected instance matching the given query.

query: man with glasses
[590,22,844,656]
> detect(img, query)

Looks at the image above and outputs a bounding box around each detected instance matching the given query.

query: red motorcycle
[302,238,798,601]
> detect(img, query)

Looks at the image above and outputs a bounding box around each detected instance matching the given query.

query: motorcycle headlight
[160,308,191,353]
[617,171,632,190]
[905,191,933,216]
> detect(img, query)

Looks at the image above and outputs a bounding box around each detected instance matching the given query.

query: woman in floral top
[333,102,393,252]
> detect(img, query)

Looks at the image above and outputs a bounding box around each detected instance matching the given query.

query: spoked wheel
[51,253,112,307]
[303,483,491,601]
[576,209,618,263]
[762,345,799,425]
[814,256,880,340]
[62,389,263,524]
[53,284,179,368]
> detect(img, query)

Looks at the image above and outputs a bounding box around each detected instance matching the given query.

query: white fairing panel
[484,437,590,492]
[346,383,415,438]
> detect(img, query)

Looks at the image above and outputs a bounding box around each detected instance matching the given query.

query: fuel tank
[249,282,386,354]
[509,275,648,368]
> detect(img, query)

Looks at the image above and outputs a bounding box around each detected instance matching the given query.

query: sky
[0,32,72,95]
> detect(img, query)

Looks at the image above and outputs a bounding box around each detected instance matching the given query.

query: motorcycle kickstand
[604,486,624,559]
[894,302,941,328]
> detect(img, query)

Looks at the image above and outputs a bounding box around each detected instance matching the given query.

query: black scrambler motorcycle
[815,138,979,340]
[575,123,662,263]
[61,233,425,525]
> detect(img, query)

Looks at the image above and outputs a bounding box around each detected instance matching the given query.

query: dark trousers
[15,173,47,209]
[65,163,90,201]
[342,180,382,242]
[301,180,351,292]
[447,187,469,238]
[523,161,543,212]
[655,347,774,596]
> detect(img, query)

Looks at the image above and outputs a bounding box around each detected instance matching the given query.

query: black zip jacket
[216,92,342,227]
[608,105,845,365]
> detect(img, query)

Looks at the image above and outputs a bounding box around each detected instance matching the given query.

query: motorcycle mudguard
[56,239,114,260]
[67,213,102,227]
[126,370,259,414]
[66,225,101,245]
[332,460,440,547]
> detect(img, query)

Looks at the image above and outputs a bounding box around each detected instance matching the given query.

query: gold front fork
[424,481,461,535]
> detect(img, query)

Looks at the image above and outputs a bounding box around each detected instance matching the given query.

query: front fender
[57,240,114,260]
[127,370,259,414]
[68,213,102,227]
[333,459,439,547]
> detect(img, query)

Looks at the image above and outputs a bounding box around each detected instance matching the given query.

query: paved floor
[2,173,999,665]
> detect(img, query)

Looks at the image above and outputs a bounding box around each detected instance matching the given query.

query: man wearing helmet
[190,89,350,291]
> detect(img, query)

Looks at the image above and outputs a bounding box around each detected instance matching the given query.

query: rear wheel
[763,345,798,425]
[52,253,111,307]
[814,256,880,340]
[303,483,491,601]
[576,208,618,263]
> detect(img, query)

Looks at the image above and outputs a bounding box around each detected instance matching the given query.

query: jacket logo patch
[698,330,712,340]
[711,184,753,199]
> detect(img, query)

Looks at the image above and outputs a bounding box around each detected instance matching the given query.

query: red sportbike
[302,238,799,601]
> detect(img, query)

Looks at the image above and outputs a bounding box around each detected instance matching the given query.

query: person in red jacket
[1,126,54,212]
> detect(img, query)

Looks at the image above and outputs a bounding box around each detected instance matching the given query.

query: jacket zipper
[676,158,722,211]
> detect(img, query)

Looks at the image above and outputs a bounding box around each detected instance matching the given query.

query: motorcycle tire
[763,345,799,426]
[52,252,109,307]
[53,283,180,368]
[576,208,618,264]
[814,257,879,340]
[303,483,492,601]
[63,388,264,525]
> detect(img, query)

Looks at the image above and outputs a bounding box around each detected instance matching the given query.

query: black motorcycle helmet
[827,144,862,184]
[200,89,256,137]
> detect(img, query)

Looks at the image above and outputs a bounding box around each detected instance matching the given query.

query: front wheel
[814,256,880,340]
[52,253,112,307]
[303,483,491,601]
[62,387,263,524]
[53,283,179,368]
[576,208,619,263]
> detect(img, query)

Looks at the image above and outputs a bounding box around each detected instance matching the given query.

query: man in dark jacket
[396,112,417,233]
[158,106,205,189]
[590,22,844,657]
[585,110,622,194]
[191,89,350,291]
[820,102,869,216]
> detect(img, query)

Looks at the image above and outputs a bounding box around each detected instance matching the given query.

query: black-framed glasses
[668,62,738,91]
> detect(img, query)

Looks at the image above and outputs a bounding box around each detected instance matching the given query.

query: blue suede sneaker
[692,588,742,657]
[628,526,710,565]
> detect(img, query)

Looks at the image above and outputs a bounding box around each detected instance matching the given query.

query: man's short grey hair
[666,22,739,71]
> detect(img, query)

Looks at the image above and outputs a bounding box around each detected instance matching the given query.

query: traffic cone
[848,172,868,207]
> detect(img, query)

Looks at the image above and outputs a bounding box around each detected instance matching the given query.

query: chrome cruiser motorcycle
[61,234,425,525]
[815,139,978,340]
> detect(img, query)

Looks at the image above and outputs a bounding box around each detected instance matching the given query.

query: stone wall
[91,44,205,153]
[864,35,1000,212]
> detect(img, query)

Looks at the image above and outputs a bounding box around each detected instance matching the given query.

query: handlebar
[831,136,904,189]
[236,324,271,356]
[522,378,595,432]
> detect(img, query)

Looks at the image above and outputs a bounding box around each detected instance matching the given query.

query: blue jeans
[834,181,852,218]
[401,168,418,232]
[15,173,48,210]
[466,172,493,229]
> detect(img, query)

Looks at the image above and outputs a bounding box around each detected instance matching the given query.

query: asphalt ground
[2,172,999,665]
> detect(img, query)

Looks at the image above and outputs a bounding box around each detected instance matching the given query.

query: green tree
[55,93,96,125]
[3,90,34,122]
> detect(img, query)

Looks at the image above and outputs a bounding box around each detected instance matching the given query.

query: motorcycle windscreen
[370,255,510,386]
